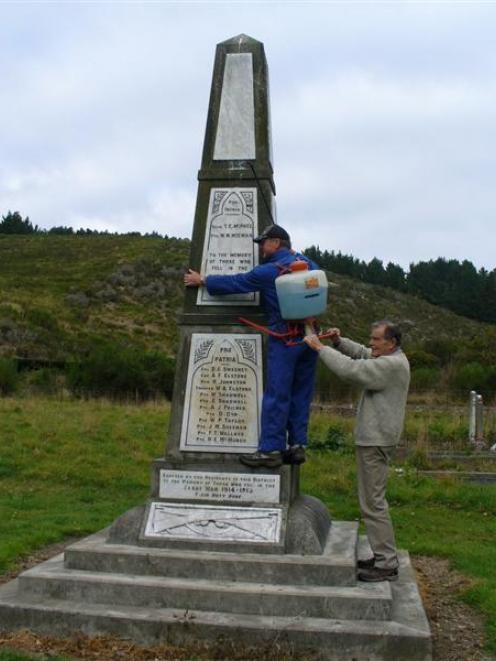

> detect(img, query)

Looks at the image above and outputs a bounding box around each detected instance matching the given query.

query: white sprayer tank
[275,260,328,320]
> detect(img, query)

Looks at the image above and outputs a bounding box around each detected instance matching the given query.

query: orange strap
[239,316,331,346]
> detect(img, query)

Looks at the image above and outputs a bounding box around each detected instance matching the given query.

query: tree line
[304,246,496,325]
[0,211,165,239]
[3,210,494,325]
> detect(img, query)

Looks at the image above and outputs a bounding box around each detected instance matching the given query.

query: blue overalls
[205,249,319,452]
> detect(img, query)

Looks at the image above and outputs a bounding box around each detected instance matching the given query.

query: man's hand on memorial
[304,334,324,352]
[184,269,203,287]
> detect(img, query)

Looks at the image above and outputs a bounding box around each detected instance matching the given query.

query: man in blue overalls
[184,224,319,469]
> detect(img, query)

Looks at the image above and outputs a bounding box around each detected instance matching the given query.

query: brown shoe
[357,556,375,569]
[358,566,398,582]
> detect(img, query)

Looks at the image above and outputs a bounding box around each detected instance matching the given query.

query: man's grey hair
[372,320,402,347]
[279,238,292,250]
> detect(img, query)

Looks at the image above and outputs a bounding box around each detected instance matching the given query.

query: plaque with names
[160,470,280,504]
[180,333,262,453]
[197,187,259,306]
[144,502,282,543]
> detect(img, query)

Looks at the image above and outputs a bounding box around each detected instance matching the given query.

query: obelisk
[110,34,330,554]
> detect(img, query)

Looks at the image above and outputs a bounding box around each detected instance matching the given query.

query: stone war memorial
[0,35,432,659]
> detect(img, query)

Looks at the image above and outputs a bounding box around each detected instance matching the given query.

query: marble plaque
[160,470,280,504]
[144,502,282,543]
[198,187,259,306]
[213,53,256,160]
[180,333,262,453]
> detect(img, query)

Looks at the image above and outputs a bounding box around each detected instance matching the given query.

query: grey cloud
[1,2,495,269]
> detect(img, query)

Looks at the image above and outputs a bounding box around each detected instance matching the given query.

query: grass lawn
[0,398,495,655]
[0,397,166,572]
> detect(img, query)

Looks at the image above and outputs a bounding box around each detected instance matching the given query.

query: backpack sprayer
[239,162,334,346]
[239,259,333,345]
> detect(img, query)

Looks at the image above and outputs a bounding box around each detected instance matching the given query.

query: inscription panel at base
[180,333,262,453]
[144,502,282,543]
[160,470,280,504]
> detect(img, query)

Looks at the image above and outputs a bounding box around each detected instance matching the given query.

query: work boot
[239,451,283,468]
[358,566,398,582]
[357,556,375,569]
[282,445,306,465]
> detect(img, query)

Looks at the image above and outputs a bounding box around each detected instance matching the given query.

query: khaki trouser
[356,445,398,570]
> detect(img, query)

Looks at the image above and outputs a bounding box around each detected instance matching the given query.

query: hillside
[0,233,495,373]
[0,234,189,361]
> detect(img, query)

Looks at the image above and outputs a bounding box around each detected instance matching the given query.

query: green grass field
[0,397,167,571]
[1,398,495,656]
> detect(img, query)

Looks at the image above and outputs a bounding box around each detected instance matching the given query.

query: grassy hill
[0,234,189,361]
[0,233,495,397]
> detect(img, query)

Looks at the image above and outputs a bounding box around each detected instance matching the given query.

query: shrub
[311,422,353,453]
[0,358,18,395]
[406,348,440,369]
[406,447,430,470]
[26,308,58,331]
[410,367,441,391]
[428,338,458,366]
[27,368,61,395]
[449,362,493,397]
[68,343,175,400]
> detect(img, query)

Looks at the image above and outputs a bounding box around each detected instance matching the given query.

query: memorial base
[0,523,432,660]
[107,492,331,556]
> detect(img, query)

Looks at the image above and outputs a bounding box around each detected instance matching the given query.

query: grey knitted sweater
[318,338,410,447]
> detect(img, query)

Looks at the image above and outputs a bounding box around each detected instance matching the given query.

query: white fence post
[475,394,484,445]
[468,390,477,443]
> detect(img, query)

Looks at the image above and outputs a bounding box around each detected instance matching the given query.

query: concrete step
[65,521,359,587]
[17,554,392,621]
[0,553,431,660]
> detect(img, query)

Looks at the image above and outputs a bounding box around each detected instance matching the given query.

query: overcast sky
[1,1,495,270]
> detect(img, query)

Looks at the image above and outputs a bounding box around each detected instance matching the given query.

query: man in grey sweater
[304,321,410,582]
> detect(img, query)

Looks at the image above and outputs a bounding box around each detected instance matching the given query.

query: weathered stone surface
[107,506,144,545]
[0,531,432,660]
[286,495,333,555]
[68,523,358,586]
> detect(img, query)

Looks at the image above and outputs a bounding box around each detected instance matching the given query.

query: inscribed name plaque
[144,502,282,543]
[197,187,259,306]
[160,470,280,504]
[180,333,262,453]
